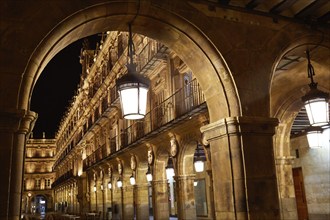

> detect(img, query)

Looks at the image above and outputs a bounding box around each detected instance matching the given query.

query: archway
[31,195,47,215]
[271,37,330,219]
[18,2,241,219]
[21,1,240,124]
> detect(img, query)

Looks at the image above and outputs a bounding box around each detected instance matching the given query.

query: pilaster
[123,185,134,219]
[174,175,197,220]
[275,156,297,220]
[135,184,149,220]
[152,180,169,220]
[201,116,280,220]
[0,109,37,220]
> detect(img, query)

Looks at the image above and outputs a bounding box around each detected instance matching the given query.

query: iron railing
[83,78,205,170]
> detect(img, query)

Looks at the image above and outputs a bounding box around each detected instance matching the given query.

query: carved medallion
[130,155,137,170]
[118,162,123,175]
[170,135,178,157]
[147,149,154,165]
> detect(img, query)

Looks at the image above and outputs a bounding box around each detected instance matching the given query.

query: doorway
[292,167,308,220]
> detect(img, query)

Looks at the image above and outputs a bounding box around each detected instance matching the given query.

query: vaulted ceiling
[205,0,330,26]
[203,0,330,135]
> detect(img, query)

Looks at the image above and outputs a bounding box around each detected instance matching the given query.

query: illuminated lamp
[301,50,329,126]
[116,23,150,120]
[146,166,152,182]
[306,126,323,148]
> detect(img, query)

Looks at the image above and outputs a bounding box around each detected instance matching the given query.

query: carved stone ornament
[118,162,123,175]
[108,167,112,177]
[170,135,179,157]
[130,155,137,170]
[100,170,103,179]
[147,149,154,165]
[201,133,209,146]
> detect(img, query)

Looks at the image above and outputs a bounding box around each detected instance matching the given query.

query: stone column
[175,175,196,220]
[152,180,169,220]
[201,116,280,220]
[27,196,32,214]
[123,185,134,219]
[112,185,123,220]
[0,110,37,220]
[275,156,297,220]
[77,175,89,214]
[135,184,149,220]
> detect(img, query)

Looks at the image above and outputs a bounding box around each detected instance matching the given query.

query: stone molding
[275,156,295,165]
[0,109,37,133]
[151,179,168,186]
[174,174,195,181]
[200,116,279,142]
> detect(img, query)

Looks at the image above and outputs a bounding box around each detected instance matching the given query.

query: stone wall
[291,131,330,220]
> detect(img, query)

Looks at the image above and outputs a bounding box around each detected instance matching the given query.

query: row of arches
[0,1,329,219]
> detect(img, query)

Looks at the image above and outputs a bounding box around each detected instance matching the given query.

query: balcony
[51,170,74,188]
[83,78,206,170]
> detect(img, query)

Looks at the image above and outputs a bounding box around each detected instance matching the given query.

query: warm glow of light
[307,129,323,148]
[322,127,330,148]
[166,167,174,180]
[305,98,329,126]
[117,180,123,188]
[93,185,96,192]
[194,181,198,186]
[130,176,136,185]
[194,160,204,172]
[77,169,82,177]
[108,182,112,189]
[119,86,148,120]
[146,173,153,182]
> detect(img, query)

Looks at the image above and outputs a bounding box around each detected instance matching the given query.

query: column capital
[174,174,195,181]
[275,156,295,165]
[134,183,149,189]
[0,109,37,134]
[200,116,279,142]
[151,179,168,186]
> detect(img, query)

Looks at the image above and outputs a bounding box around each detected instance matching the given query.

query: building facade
[52,30,210,219]
[21,135,56,215]
[0,1,329,219]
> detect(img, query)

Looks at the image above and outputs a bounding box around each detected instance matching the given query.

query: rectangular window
[45,179,51,188]
[35,179,41,189]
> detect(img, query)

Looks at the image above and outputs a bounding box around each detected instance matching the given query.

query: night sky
[31,34,100,139]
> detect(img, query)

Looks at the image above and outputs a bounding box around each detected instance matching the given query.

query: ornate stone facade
[0,1,329,219]
[21,135,56,214]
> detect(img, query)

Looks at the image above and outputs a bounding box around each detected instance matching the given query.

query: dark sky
[31,35,100,139]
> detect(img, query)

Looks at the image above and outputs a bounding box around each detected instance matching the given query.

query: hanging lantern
[117,23,150,120]
[194,144,205,172]
[130,174,136,185]
[108,181,112,189]
[306,126,323,148]
[165,157,175,180]
[194,160,204,173]
[117,178,123,188]
[146,166,153,182]
[93,185,97,192]
[194,181,198,186]
[301,50,329,126]
[100,183,104,191]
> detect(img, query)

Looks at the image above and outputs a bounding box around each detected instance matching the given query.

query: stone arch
[271,37,330,158]
[176,138,200,176]
[270,34,330,219]
[153,144,169,181]
[21,1,240,124]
